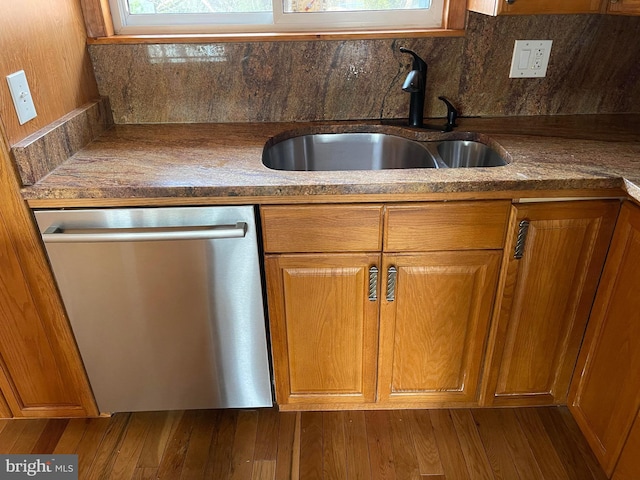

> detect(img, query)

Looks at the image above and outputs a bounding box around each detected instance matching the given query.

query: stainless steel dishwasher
[35,206,272,413]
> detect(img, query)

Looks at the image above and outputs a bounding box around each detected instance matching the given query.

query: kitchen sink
[262,133,437,171]
[437,140,507,168]
[262,133,508,171]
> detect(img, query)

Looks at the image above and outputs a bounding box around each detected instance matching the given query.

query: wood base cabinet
[606,0,640,14]
[468,0,601,16]
[481,200,619,407]
[263,201,510,410]
[569,201,640,476]
[613,412,640,480]
[0,127,97,418]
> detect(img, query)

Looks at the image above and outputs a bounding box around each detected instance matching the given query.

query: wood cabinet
[606,0,640,14]
[613,412,640,480]
[568,201,640,476]
[263,201,510,409]
[468,0,601,16]
[263,204,384,408]
[0,127,97,418]
[481,200,619,407]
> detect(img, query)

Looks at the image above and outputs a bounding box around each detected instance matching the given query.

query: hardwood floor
[0,407,607,479]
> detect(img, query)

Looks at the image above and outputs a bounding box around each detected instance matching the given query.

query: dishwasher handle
[42,222,248,243]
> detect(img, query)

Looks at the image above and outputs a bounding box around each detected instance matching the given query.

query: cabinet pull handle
[506,0,516,4]
[514,219,530,259]
[368,266,378,301]
[386,266,398,302]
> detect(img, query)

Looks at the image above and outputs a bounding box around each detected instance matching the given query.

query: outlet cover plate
[6,70,37,125]
[509,40,553,78]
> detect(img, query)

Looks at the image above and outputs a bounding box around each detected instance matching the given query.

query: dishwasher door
[35,206,272,413]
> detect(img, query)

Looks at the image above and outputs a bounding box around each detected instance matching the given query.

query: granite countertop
[20,114,640,206]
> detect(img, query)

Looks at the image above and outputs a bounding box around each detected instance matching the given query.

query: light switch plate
[6,70,37,125]
[509,40,553,78]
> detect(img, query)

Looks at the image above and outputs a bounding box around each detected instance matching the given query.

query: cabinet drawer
[261,204,383,253]
[384,201,510,251]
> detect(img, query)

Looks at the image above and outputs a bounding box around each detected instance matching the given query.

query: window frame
[79,0,466,41]
[108,0,446,35]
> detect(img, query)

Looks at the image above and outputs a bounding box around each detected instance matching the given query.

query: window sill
[86,29,465,45]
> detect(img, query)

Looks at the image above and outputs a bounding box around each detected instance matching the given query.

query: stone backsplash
[89,13,640,124]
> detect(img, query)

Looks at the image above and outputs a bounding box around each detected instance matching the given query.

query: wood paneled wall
[0,0,99,145]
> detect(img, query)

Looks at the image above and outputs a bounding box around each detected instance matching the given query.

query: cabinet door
[569,202,640,476]
[0,390,10,418]
[481,200,619,406]
[613,411,640,480]
[468,0,601,15]
[265,253,380,408]
[0,212,97,418]
[377,251,501,405]
[607,0,640,14]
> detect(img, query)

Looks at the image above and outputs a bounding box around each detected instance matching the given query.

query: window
[108,0,447,35]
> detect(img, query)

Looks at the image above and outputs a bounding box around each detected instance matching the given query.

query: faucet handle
[438,96,458,131]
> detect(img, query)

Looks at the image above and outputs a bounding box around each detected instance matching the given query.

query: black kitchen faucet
[400,47,459,132]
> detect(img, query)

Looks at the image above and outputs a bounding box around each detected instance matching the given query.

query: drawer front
[384,201,511,251]
[261,204,383,253]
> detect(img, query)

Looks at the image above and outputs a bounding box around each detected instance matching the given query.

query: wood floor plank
[9,418,47,453]
[204,409,237,480]
[554,407,608,480]
[255,408,279,462]
[0,419,27,453]
[299,411,323,480]
[74,417,112,479]
[344,410,372,480]
[323,412,348,480]
[274,412,297,480]
[430,410,471,480]
[252,460,277,480]
[536,407,604,480]
[0,419,10,437]
[137,410,183,469]
[450,409,494,480]
[389,410,421,480]
[514,408,571,480]
[155,410,199,479]
[498,409,545,480]
[132,467,158,479]
[291,412,301,480]
[85,413,132,480]
[180,410,219,480]
[54,418,92,454]
[30,418,69,453]
[472,409,521,480]
[229,410,259,480]
[365,410,396,480]
[409,410,444,477]
[108,412,154,480]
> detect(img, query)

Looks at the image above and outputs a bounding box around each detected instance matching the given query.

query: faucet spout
[400,47,427,127]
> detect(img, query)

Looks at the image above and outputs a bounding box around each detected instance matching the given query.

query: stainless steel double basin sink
[262,132,508,171]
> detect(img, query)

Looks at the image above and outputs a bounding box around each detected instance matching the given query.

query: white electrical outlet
[6,70,37,125]
[509,40,553,78]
